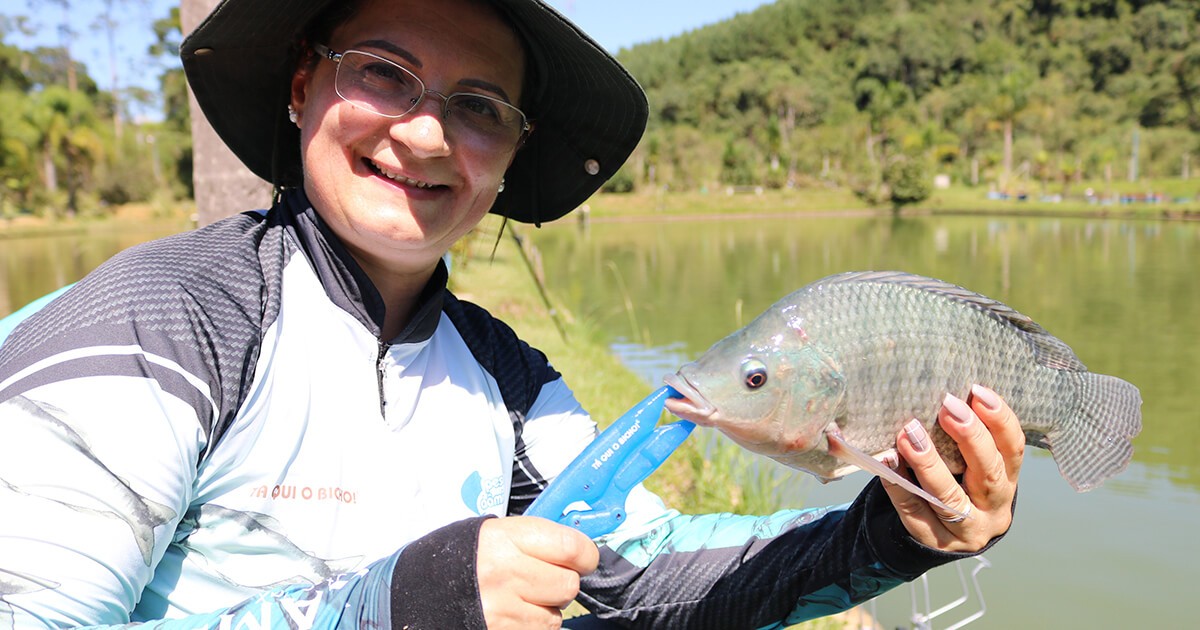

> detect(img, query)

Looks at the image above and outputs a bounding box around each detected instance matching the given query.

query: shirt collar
[277,188,447,344]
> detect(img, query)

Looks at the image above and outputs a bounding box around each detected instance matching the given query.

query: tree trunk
[181,0,273,226]
[104,0,123,141]
[1002,118,1013,189]
[43,141,57,193]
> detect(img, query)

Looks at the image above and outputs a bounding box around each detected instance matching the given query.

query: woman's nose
[391,96,451,158]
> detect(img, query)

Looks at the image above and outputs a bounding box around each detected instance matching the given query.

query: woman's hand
[477,516,599,629]
[883,384,1025,552]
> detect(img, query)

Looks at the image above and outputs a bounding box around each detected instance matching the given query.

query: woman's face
[290,0,526,276]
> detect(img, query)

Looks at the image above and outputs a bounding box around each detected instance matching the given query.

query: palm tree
[25,86,102,218]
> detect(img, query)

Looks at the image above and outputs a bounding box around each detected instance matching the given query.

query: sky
[2,0,776,119]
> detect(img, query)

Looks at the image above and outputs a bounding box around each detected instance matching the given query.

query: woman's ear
[289,52,316,127]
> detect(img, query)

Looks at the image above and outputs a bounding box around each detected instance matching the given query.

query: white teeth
[372,161,434,189]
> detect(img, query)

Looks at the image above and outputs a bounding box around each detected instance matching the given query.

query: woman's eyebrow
[458,78,514,103]
[353,39,421,68]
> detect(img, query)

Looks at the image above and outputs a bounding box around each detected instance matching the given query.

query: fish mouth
[662,373,716,421]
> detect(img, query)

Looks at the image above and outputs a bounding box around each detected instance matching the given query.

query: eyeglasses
[312,43,531,155]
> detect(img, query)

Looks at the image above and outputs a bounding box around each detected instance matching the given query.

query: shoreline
[574,203,1200,224]
[0,202,196,239]
[4,189,1197,239]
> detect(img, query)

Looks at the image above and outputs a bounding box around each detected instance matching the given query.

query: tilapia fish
[664,271,1142,514]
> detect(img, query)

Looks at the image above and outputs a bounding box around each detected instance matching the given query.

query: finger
[939,389,1023,516]
[478,519,591,628]
[894,418,973,522]
[507,517,599,575]
[519,565,583,610]
[968,384,1025,484]
[936,392,1005,502]
[878,452,938,525]
[480,598,563,630]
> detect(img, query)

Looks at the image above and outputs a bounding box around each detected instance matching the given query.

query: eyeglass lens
[332,50,527,152]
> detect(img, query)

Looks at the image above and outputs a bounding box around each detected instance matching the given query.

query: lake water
[2,213,1196,629]
[526,213,1199,629]
[0,222,191,317]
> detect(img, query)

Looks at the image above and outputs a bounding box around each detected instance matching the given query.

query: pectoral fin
[824,425,970,520]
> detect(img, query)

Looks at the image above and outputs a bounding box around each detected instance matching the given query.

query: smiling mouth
[366,159,441,190]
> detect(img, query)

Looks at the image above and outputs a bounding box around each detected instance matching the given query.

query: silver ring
[936,503,972,524]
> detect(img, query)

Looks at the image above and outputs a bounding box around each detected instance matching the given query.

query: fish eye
[741,359,768,390]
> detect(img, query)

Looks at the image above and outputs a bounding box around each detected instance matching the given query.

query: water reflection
[531,214,1198,629]
[0,222,189,317]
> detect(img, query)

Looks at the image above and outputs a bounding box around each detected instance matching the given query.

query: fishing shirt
[0,189,986,629]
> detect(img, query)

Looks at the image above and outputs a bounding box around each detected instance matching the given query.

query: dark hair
[293,0,362,73]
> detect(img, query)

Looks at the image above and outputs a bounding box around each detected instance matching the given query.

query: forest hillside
[608,0,1199,202]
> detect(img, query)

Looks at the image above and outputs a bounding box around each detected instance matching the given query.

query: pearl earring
[287,105,298,125]
[498,178,505,193]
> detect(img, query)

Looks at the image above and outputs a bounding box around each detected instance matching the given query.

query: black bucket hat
[181,0,647,225]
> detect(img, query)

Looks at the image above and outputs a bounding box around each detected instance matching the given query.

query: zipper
[376,339,388,419]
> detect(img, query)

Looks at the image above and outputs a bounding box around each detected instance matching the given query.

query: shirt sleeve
[579,478,1005,628]
[2,534,476,630]
[517,377,1003,628]
[108,518,489,630]
[0,385,203,626]
[0,389,489,630]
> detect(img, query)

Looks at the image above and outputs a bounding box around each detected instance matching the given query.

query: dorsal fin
[816,271,1088,371]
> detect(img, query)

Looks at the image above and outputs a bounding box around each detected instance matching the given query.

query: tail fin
[1046,373,1142,491]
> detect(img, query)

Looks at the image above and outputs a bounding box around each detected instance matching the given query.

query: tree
[27,85,103,217]
[149,5,194,198]
[179,0,271,225]
[883,154,932,212]
[0,90,37,216]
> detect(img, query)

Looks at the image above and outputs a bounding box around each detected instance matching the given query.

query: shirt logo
[460,471,505,514]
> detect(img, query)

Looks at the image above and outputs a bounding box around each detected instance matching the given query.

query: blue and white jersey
[0,190,983,629]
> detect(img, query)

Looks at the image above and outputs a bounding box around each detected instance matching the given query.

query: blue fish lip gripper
[524,385,695,539]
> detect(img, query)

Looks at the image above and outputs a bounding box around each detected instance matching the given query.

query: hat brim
[181,0,647,225]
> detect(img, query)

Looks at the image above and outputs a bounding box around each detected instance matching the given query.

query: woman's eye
[741,360,768,390]
[452,95,502,122]
[360,62,408,86]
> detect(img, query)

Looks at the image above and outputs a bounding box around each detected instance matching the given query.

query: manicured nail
[970,384,1002,411]
[904,419,930,453]
[943,393,974,425]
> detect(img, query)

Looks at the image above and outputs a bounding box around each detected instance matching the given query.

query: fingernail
[970,384,1002,411]
[943,393,974,425]
[905,419,930,453]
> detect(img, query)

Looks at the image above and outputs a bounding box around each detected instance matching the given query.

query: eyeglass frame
[310,42,533,152]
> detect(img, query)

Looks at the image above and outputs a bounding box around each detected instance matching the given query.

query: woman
[0,0,1023,627]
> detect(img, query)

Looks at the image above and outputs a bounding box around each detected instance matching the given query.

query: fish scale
[664,271,1143,495]
[812,279,1051,471]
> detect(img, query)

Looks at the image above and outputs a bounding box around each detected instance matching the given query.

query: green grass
[580,178,1200,221]
[451,221,700,503]
[582,186,874,219]
[0,201,195,238]
[923,178,1200,217]
[449,221,650,430]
